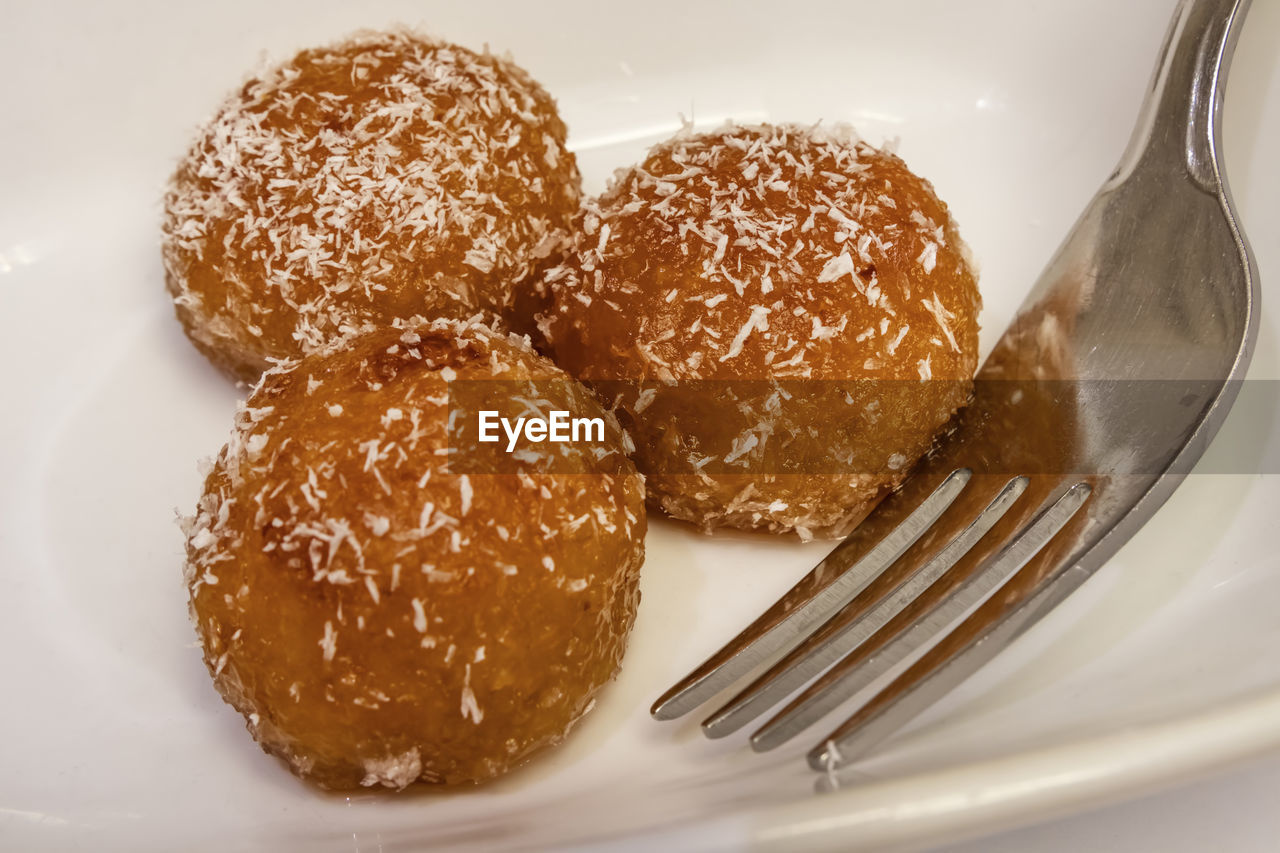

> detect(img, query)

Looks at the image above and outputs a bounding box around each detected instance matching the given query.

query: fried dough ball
[541,124,980,539]
[182,317,645,789]
[163,31,581,381]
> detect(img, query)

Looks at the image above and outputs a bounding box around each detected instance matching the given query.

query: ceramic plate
[2,0,1278,849]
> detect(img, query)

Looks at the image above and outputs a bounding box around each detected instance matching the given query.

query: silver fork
[651,0,1258,772]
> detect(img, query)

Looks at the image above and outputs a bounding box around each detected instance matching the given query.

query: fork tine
[804,483,1100,771]
[701,475,1032,738]
[650,467,972,721]
[753,480,1092,753]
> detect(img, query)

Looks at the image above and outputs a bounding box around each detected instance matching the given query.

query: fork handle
[1115,0,1251,190]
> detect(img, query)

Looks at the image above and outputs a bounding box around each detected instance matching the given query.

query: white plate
[2,0,1278,849]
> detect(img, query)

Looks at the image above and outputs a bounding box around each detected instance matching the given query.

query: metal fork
[651,0,1258,772]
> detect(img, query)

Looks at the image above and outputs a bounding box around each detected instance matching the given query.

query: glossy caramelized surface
[163,31,582,381]
[184,318,645,789]
[543,124,981,538]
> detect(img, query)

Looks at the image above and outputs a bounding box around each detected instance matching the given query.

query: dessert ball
[541,123,980,539]
[163,31,581,381]
[183,317,645,789]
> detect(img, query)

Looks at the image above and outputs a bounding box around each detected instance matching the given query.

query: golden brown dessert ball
[163,31,581,381]
[182,317,645,789]
[541,123,980,540]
